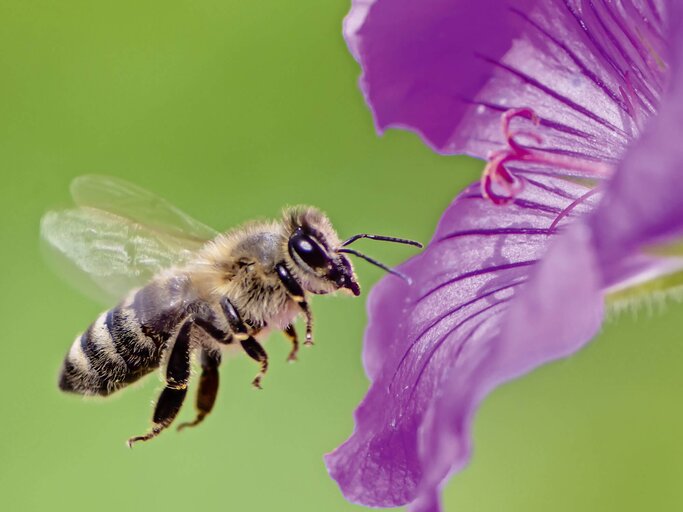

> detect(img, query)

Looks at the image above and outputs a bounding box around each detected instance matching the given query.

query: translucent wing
[41,175,219,306]
[70,175,218,242]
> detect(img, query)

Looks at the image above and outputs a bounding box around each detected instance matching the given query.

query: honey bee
[41,175,421,446]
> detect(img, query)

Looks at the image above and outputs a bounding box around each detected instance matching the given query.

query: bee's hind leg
[177,350,221,431]
[128,320,193,447]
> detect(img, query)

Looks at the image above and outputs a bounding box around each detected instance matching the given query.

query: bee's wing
[41,175,219,306]
[69,175,218,242]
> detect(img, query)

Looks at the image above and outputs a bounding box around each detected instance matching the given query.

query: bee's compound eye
[289,232,328,270]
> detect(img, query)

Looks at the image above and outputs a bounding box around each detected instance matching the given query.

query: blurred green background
[1,1,682,511]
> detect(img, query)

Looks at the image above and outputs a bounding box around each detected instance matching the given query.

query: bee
[41,175,421,446]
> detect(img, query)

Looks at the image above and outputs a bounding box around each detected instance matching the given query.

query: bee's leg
[240,337,269,390]
[177,350,221,431]
[128,320,193,447]
[220,297,270,389]
[300,305,314,346]
[283,324,299,362]
[275,263,313,345]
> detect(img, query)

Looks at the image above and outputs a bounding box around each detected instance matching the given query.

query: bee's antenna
[341,234,423,249]
[338,248,412,285]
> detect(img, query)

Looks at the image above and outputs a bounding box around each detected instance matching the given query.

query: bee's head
[282,206,422,296]
[282,206,360,296]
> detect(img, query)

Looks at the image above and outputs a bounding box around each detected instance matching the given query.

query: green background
[1,1,682,511]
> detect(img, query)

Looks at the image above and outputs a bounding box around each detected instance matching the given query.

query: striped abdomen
[59,278,189,396]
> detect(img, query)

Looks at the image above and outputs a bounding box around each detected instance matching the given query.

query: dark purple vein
[437,227,553,243]
[409,300,509,402]
[417,260,536,303]
[588,0,658,108]
[481,56,628,137]
[390,280,526,393]
[463,100,595,140]
[510,6,629,114]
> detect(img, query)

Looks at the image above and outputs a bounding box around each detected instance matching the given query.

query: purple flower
[326,2,683,511]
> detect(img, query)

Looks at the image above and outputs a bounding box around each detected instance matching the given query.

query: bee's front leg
[275,263,314,345]
[128,319,193,447]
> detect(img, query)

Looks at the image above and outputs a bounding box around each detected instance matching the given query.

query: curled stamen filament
[482,108,613,204]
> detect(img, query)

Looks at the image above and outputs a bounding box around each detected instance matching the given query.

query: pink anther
[501,108,540,137]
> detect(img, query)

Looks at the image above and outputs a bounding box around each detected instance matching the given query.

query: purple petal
[346,0,668,161]
[589,3,683,280]
[410,224,604,512]
[330,3,683,511]
[325,175,602,507]
[407,26,683,499]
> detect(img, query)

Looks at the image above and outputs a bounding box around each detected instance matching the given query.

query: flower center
[482,108,615,204]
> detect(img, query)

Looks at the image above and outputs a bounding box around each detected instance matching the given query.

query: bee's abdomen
[59,305,165,396]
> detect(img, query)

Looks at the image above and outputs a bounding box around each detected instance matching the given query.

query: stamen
[619,70,650,134]
[548,188,601,231]
[619,74,635,119]
[481,108,614,204]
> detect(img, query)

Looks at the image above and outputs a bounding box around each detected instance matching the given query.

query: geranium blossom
[326,2,683,511]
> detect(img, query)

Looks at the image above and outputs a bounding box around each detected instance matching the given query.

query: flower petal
[325,175,601,507]
[411,224,604,512]
[346,0,667,160]
[410,55,683,500]
[332,3,683,511]
[589,3,683,281]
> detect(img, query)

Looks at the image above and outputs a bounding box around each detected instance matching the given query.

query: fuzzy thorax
[188,206,357,326]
